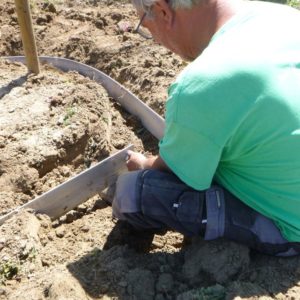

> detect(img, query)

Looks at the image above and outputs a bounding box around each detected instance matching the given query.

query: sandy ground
[1,0,300,299]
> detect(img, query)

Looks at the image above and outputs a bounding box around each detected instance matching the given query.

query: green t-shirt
[159,2,300,241]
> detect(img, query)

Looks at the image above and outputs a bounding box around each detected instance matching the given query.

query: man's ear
[152,0,174,29]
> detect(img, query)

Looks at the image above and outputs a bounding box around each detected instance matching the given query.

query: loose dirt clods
[1,1,300,299]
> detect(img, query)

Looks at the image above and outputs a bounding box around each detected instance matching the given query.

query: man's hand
[126,150,148,171]
[126,150,171,172]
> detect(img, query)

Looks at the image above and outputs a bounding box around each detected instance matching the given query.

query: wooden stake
[14,0,40,74]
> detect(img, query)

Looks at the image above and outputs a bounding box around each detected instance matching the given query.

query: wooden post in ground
[14,0,40,74]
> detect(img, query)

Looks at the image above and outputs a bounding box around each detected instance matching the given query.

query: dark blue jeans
[112,169,300,256]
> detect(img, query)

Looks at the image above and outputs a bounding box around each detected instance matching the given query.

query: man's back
[159,1,300,241]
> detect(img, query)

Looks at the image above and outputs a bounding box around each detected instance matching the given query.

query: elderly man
[112,0,300,256]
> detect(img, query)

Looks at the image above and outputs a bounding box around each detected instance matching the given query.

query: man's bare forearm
[142,154,171,172]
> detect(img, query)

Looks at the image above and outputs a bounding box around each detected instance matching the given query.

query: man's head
[132,0,203,11]
[132,0,240,61]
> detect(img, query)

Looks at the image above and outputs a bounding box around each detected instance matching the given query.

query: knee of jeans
[112,170,143,220]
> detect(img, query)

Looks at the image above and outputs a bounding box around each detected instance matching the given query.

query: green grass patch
[0,261,20,285]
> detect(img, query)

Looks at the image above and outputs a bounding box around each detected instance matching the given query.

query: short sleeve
[159,60,262,190]
[159,121,222,190]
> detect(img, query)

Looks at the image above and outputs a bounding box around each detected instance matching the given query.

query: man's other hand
[126,150,171,173]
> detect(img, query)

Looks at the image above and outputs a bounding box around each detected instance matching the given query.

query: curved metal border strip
[5,56,165,140]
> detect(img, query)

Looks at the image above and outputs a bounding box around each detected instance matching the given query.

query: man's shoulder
[174,54,259,97]
[174,1,300,95]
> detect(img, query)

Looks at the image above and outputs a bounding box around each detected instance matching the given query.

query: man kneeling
[112,0,300,256]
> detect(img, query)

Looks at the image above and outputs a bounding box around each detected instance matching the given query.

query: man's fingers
[127,150,134,156]
[125,151,147,171]
[126,150,134,162]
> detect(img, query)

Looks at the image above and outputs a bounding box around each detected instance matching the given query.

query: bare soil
[1,1,300,299]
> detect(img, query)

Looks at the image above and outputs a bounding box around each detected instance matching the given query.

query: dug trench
[1,1,300,299]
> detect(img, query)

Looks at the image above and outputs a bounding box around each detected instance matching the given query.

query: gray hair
[132,0,204,12]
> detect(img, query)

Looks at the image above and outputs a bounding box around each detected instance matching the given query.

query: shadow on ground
[0,73,29,99]
[67,221,300,299]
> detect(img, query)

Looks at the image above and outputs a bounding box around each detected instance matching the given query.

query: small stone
[113,139,125,149]
[57,116,64,125]
[60,166,70,177]
[18,145,27,153]
[122,34,129,42]
[59,215,67,223]
[7,7,14,14]
[41,258,50,267]
[44,2,57,13]
[117,21,132,33]
[80,225,90,233]
[52,220,60,228]
[76,205,87,213]
[155,68,165,77]
[0,288,6,296]
[94,19,104,29]
[152,240,164,249]
[89,113,98,123]
[144,59,154,68]
[55,226,66,238]
[167,70,175,77]
[66,211,77,223]
[111,12,122,22]
[40,236,48,247]
[36,16,48,25]
[47,232,55,241]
